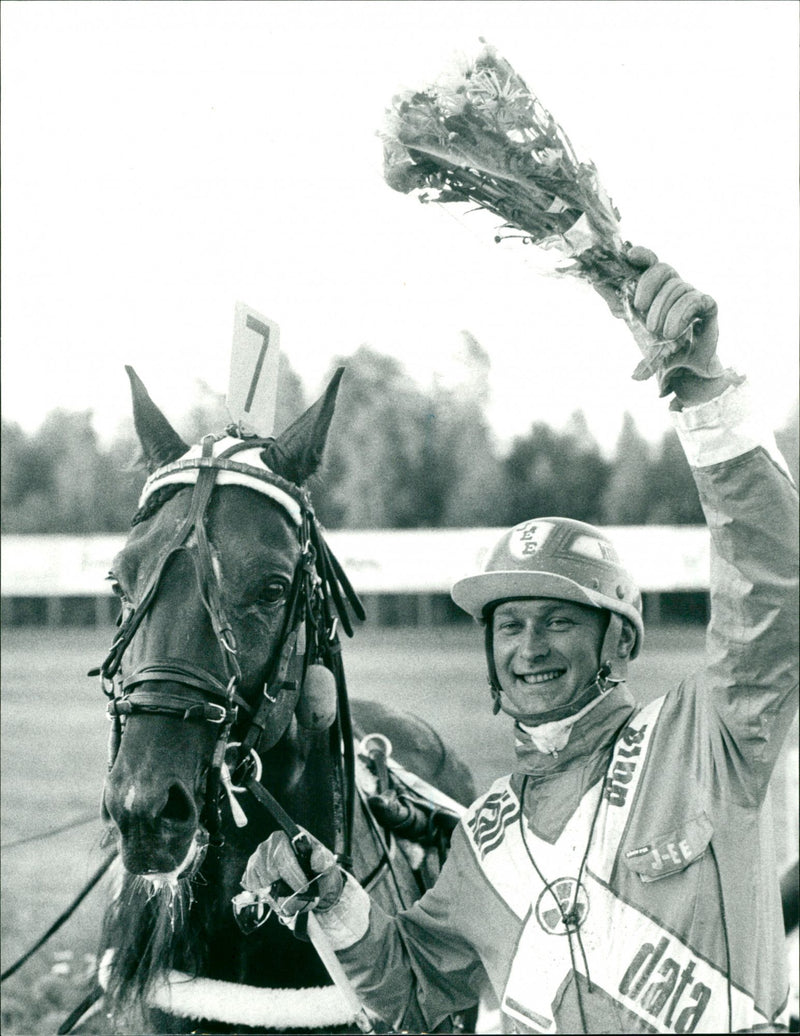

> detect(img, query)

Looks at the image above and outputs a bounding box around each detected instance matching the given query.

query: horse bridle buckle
[206,702,228,725]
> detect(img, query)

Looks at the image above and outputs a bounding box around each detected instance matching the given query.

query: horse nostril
[161,783,194,824]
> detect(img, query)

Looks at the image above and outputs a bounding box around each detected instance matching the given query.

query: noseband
[93,433,364,858]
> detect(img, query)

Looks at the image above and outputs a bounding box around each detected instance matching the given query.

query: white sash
[503,876,768,1033]
[464,699,770,1033]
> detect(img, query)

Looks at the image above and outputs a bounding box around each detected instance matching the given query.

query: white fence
[1,526,711,599]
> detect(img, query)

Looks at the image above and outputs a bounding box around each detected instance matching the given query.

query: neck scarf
[513,683,637,776]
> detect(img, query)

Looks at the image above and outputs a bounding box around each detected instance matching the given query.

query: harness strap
[243,777,304,841]
[99,439,225,682]
[139,450,308,523]
[238,567,306,760]
[310,524,366,634]
[330,641,356,872]
[124,665,254,718]
[122,659,229,697]
[108,694,231,725]
[187,441,243,688]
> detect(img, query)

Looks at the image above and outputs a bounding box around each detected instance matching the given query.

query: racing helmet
[451,517,644,674]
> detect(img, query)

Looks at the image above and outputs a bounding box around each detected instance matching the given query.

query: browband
[138,437,306,526]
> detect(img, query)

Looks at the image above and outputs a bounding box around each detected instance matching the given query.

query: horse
[93,366,478,1035]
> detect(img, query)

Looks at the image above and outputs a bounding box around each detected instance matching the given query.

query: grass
[1,623,796,1034]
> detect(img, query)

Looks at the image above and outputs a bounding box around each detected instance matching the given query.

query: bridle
[92,433,364,864]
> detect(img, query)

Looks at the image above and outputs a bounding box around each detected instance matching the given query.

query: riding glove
[242,829,345,917]
[595,245,733,398]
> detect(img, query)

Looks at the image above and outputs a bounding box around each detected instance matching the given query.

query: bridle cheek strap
[237,551,309,760]
[98,440,244,787]
[99,439,236,686]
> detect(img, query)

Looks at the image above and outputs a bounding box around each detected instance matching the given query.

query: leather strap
[108,693,230,725]
[122,659,229,697]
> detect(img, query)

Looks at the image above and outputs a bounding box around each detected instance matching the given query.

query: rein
[92,433,365,860]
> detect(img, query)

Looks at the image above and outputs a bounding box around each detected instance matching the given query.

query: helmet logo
[508,521,554,560]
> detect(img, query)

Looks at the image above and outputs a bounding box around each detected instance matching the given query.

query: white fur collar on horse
[98,950,358,1029]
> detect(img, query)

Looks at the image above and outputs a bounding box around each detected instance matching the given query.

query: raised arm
[623,251,799,803]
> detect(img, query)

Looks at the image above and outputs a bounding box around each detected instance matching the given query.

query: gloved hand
[241,829,344,917]
[619,246,726,397]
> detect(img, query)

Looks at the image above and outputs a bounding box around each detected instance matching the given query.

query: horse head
[102,367,347,872]
[97,365,367,1018]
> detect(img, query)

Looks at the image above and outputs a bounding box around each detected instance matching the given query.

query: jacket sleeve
[314,823,508,1032]
[670,379,799,805]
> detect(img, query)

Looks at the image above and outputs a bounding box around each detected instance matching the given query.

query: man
[242,250,799,1033]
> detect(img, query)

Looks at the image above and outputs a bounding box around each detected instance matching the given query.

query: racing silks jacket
[317,380,799,1034]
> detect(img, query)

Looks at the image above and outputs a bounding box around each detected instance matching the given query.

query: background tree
[5,348,792,535]
[3,410,104,532]
[601,413,652,525]
[1,355,309,534]
[312,346,432,528]
[2,421,40,532]
[498,413,610,526]
[424,333,505,527]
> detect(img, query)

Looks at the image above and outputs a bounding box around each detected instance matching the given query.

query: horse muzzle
[103,764,206,876]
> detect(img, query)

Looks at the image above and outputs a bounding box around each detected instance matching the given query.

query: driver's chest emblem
[535,877,589,935]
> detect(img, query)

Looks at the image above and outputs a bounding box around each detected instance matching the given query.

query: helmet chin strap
[515,669,623,755]
[499,662,620,721]
[599,612,628,683]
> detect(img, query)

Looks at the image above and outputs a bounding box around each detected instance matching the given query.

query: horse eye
[261,578,289,604]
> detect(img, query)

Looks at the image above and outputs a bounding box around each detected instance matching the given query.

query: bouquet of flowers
[381,42,646,334]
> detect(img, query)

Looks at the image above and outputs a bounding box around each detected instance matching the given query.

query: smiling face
[491,597,608,723]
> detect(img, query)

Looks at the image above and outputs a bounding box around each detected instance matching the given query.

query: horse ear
[126,365,188,473]
[262,367,344,485]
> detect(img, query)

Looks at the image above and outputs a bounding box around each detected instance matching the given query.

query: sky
[2,0,798,454]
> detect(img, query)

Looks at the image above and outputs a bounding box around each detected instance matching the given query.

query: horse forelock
[131,483,185,527]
